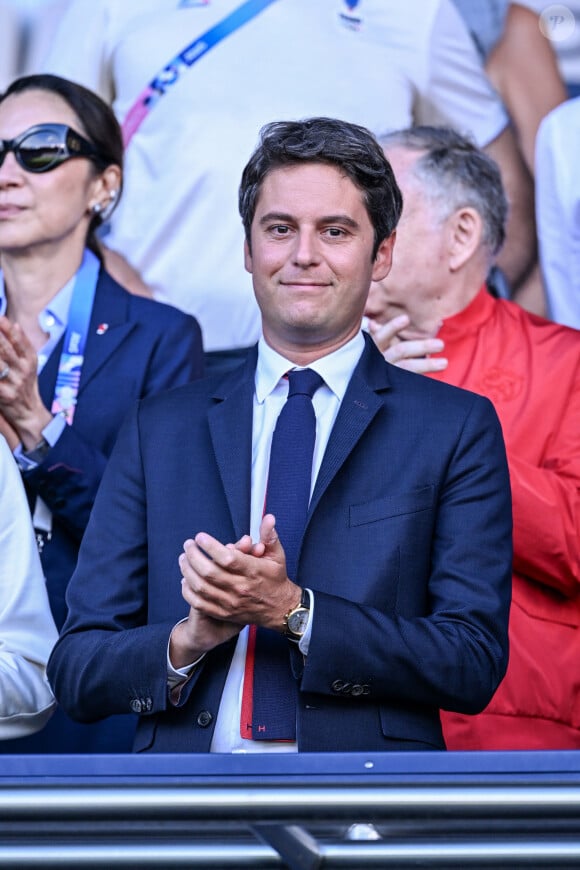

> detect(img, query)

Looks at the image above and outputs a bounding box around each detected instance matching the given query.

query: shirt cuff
[167,617,206,689]
[13,414,67,471]
[43,412,67,446]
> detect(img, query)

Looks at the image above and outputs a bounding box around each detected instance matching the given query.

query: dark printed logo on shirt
[339,0,362,31]
[478,367,524,403]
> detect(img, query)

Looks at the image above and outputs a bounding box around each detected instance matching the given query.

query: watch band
[16,437,51,470]
[283,588,311,640]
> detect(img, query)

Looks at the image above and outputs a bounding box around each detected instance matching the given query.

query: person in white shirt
[40,0,536,368]
[535,96,580,329]
[0,434,57,740]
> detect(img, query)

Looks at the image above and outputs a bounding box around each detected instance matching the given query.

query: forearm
[484,125,537,291]
[48,622,175,722]
[301,593,508,715]
[485,3,567,175]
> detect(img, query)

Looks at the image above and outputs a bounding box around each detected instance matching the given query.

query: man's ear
[372,231,396,282]
[243,239,253,275]
[448,207,483,271]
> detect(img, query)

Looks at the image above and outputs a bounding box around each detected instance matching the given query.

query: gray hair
[380,126,507,256]
[239,117,403,259]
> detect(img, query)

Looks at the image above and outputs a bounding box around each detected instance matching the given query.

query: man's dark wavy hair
[239,117,403,259]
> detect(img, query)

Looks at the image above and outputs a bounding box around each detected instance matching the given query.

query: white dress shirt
[209,333,365,752]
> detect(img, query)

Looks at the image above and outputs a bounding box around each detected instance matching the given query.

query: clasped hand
[171,514,300,668]
[367,313,449,374]
[0,316,52,450]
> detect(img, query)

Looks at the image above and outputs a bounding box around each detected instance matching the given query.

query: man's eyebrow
[258,212,360,228]
[258,212,295,226]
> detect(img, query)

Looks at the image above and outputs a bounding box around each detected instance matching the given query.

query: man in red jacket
[366,125,580,749]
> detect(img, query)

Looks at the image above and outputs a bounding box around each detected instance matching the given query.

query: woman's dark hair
[239,117,402,260]
[1,74,123,259]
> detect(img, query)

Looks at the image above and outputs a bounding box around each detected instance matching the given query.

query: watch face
[287,607,309,636]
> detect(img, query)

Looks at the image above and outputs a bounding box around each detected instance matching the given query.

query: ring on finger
[0,364,10,381]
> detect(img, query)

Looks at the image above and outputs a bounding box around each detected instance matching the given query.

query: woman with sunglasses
[0,74,204,754]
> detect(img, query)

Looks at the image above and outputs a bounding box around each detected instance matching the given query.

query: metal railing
[2,751,580,868]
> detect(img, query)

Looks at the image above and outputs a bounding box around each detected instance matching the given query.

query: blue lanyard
[51,249,100,424]
[122,0,280,145]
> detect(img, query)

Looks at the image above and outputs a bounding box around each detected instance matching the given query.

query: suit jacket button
[197,710,213,728]
[130,699,142,713]
[331,680,344,693]
[351,684,364,696]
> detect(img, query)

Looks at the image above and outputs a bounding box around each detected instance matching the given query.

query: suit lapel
[309,335,391,518]
[77,271,134,392]
[38,270,134,406]
[206,337,390,546]
[208,349,257,540]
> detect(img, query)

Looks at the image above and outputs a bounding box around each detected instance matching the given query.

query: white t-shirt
[42,0,508,351]
[535,97,580,329]
[0,1,21,90]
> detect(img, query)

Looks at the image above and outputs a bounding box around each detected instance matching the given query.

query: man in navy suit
[48,117,512,753]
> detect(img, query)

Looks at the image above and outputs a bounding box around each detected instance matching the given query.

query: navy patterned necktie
[265,368,325,579]
[241,368,324,741]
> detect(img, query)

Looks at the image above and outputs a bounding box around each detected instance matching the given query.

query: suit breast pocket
[340,486,436,614]
[349,485,435,527]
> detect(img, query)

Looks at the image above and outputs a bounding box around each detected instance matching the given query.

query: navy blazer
[48,335,512,753]
[4,266,203,754]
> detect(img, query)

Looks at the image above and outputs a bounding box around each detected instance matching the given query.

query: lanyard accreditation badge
[50,248,100,424]
[33,248,99,550]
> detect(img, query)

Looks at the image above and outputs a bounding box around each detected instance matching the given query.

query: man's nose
[292,230,320,265]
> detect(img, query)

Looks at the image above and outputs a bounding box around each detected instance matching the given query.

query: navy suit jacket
[5,266,203,754]
[48,335,512,753]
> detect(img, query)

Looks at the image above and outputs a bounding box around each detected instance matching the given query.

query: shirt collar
[255,331,365,403]
[0,269,77,337]
[437,285,495,338]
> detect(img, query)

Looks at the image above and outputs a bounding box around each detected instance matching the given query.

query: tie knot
[287,368,324,399]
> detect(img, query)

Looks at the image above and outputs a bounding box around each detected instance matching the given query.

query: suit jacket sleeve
[47,402,178,722]
[300,391,512,716]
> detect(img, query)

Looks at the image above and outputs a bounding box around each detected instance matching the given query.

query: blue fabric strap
[123,0,280,145]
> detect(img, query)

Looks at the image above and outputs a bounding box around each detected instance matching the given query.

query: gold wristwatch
[283,589,310,641]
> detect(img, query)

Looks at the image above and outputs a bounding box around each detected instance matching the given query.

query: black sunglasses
[0,123,104,174]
